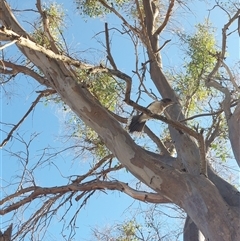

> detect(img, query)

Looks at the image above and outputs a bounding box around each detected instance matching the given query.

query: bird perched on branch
[128,98,175,133]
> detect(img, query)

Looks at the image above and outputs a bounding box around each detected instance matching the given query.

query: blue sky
[1,0,239,240]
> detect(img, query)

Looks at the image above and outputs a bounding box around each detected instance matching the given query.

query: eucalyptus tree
[0,0,239,240]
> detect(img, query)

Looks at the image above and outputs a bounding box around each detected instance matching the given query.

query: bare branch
[107,110,128,123]
[0,39,17,50]
[155,0,175,35]
[1,180,170,216]
[180,102,238,122]
[142,0,155,33]
[0,60,50,86]
[206,9,240,88]
[205,117,221,151]
[221,61,239,91]
[0,89,55,148]
[144,126,171,156]
[98,0,141,37]
[142,0,157,50]
[104,23,117,70]
[156,39,171,53]
[0,1,31,38]
[71,154,114,184]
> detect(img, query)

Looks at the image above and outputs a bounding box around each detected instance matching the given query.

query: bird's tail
[128,115,146,133]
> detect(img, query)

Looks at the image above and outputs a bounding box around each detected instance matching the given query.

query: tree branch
[206,9,240,120]
[0,39,17,50]
[180,101,238,122]
[221,60,239,91]
[206,9,240,86]
[89,64,207,175]
[0,60,50,87]
[0,1,31,38]
[0,89,56,148]
[1,180,170,215]
[144,126,171,156]
[98,0,141,37]
[104,22,117,70]
[125,99,208,175]
[155,0,175,35]
[0,27,93,70]
[71,154,114,184]
[205,117,221,151]
[36,0,59,53]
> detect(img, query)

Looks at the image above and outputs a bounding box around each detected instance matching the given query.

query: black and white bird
[128,98,175,133]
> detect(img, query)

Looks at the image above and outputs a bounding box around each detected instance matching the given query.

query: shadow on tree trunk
[184,216,205,241]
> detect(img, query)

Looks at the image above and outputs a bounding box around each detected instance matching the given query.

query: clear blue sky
[1,0,239,240]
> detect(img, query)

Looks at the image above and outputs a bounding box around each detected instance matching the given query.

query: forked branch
[155,0,175,35]
[1,180,170,216]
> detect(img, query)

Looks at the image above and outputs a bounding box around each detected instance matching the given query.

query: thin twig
[155,0,175,35]
[105,23,117,70]
[0,89,55,148]
[180,102,237,122]
[0,39,18,50]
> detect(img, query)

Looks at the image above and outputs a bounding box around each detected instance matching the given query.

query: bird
[128,98,175,133]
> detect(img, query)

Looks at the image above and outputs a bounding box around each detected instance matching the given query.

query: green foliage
[31,2,65,48]
[211,142,228,162]
[92,205,184,240]
[174,21,218,116]
[75,0,127,17]
[116,220,139,241]
[167,20,232,163]
[77,69,124,111]
[46,68,124,160]
[186,23,217,77]
[68,69,124,159]
[77,121,110,159]
[45,3,65,34]
[92,220,140,241]
[208,116,230,162]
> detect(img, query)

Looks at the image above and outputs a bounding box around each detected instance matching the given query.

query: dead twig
[0,89,56,148]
